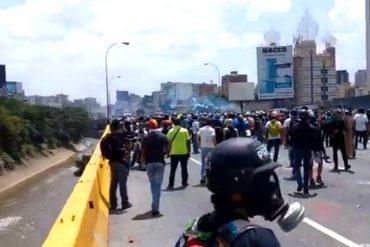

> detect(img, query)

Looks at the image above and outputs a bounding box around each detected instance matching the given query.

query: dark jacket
[101,131,130,164]
[290,121,315,150]
[327,118,345,144]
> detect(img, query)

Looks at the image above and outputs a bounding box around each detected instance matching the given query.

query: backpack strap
[216,219,257,246]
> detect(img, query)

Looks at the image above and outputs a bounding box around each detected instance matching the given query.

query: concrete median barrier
[43,126,110,247]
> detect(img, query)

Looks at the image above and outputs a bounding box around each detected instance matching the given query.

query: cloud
[243,0,293,21]
[0,0,366,104]
[327,0,366,76]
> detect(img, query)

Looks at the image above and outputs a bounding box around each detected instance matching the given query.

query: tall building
[160,82,193,109]
[142,95,154,113]
[192,83,218,97]
[6,81,24,96]
[116,90,129,103]
[0,65,6,96]
[336,70,349,85]
[366,0,370,93]
[56,94,69,106]
[221,71,248,98]
[27,95,63,108]
[152,91,162,112]
[355,69,367,87]
[293,38,337,105]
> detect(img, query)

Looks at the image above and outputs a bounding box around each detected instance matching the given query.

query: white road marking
[190,158,201,165]
[303,218,361,247]
[357,181,370,185]
[189,157,362,247]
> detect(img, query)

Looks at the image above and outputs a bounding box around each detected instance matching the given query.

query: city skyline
[0,0,366,104]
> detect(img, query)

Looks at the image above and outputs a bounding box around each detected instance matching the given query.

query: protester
[191,115,200,154]
[100,119,132,211]
[167,117,191,189]
[198,118,216,185]
[290,110,315,194]
[354,108,369,150]
[309,112,327,186]
[223,118,238,141]
[328,109,351,171]
[265,112,283,162]
[141,119,169,216]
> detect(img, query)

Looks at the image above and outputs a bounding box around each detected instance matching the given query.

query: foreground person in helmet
[175,138,305,247]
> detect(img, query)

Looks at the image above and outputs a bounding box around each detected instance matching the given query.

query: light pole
[105,42,129,120]
[204,62,221,111]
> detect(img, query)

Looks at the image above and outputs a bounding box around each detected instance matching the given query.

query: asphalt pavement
[109,143,370,247]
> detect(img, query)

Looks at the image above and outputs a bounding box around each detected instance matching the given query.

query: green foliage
[0,98,91,161]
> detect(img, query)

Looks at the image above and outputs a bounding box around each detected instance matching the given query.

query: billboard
[257,45,293,99]
[228,82,255,101]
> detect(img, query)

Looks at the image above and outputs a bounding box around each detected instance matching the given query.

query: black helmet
[298,109,309,120]
[206,138,279,195]
[205,138,295,222]
[290,109,298,117]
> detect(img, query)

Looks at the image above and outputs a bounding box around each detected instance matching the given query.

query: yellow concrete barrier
[43,126,111,247]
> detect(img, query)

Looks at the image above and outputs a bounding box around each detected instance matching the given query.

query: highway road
[110,145,370,247]
[1,138,368,247]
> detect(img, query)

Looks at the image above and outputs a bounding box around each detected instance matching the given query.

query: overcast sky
[0,0,366,104]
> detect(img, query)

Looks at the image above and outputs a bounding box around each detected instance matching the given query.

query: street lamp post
[204,62,221,111]
[105,42,129,120]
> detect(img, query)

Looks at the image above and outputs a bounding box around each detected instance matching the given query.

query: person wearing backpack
[175,138,305,247]
[265,112,283,162]
[100,119,132,212]
[223,118,238,141]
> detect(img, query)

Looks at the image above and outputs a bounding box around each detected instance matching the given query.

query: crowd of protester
[100,107,370,214]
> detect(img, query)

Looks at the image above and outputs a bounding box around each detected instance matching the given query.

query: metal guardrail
[42,126,110,247]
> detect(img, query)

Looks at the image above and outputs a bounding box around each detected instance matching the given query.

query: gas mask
[245,171,306,232]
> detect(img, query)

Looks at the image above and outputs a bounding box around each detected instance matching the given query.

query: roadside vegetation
[0,98,91,174]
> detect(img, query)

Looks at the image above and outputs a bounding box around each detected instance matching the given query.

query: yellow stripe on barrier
[43,126,111,247]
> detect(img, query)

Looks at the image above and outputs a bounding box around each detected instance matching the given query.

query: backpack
[268,121,280,137]
[175,218,257,247]
[223,127,237,141]
[100,134,113,160]
[100,132,126,161]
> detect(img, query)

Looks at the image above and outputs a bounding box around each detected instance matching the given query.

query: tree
[0,98,91,161]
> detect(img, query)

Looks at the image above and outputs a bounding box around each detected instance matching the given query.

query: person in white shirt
[353,108,369,150]
[191,116,200,154]
[198,118,216,185]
